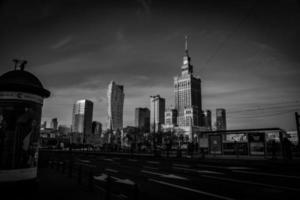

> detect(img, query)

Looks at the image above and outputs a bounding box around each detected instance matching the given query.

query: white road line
[105,168,119,173]
[233,170,300,179]
[202,175,300,192]
[173,167,224,175]
[148,178,235,200]
[147,161,160,164]
[197,164,226,169]
[141,170,188,180]
[173,163,190,168]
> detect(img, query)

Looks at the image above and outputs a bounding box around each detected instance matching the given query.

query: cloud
[51,36,73,49]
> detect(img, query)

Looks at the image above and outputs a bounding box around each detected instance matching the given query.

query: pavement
[37,151,300,200]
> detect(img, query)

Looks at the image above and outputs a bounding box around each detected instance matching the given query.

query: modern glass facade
[107,81,124,131]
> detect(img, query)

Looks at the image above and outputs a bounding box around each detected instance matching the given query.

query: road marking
[128,159,138,162]
[148,178,235,200]
[173,163,190,168]
[105,168,119,173]
[197,164,226,169]
[94,173,108,181]
[198,170,224,175]
[141,170,188,180]
[111,176,135,185]
[233,170,300,179]
[202,175,300,192]
[147,161,160,164]
[173,167,224,175]
[143,166,159,170]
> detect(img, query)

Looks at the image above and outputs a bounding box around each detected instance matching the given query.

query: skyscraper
[107,81,124,131]
[174,36,202,127]
[135,107,150,132]
[72,99,93,138]
[202,110,212,130]
[150,95,165,133]
[216,108,226,131]
[50,118,58,130]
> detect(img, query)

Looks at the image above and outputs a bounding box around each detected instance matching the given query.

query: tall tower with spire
[174,36,202,127]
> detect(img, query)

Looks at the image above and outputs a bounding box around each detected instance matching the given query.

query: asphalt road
[59,154,300,200]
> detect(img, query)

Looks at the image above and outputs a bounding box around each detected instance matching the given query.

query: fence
[44,154,139,200]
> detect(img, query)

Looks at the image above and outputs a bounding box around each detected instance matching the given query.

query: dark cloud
[1,0,300,129]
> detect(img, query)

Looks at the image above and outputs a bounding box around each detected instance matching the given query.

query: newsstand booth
[0,64,50,195]
[200,128,286,157]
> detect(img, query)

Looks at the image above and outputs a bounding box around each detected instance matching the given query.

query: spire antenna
[185,35,188,54]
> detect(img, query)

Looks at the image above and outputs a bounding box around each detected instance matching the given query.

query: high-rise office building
[135,107,150,132]
[202,110,212,129]
[50,118,58,130]
[165,108,177,126]
[174,36,202,127]
[150,95,165,133]
[72,99,93,138]
[107,81,124,131]
[216,108,226,131]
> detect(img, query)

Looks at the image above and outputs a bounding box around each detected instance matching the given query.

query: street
[40,152,300,200]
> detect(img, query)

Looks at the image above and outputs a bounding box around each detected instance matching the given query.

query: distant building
[92,121,102,135]
[174,36,202,127]
[41,121,47,129]
[165,108,177,126]
[72,99,93,143]
[150,95,165,132]
[286,130,298,145]
[216,108,226,131]
[50,118,58,130]
[202,110,212,130]
[135,107,150,132]
[107,81,124,131]
[58,125,71,136]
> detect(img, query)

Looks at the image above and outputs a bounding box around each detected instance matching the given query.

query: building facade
[92,121,102,135]
[216,108,226,131]
[202,110,212,130]
[107,81,124,131]
[165,108,177,126]
[135,107,150,132]
[150,95,165,133]
[72,99,93,139]
[50,118,58,130]
[174,36,202,127]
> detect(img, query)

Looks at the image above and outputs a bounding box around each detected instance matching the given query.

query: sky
[1,0,300,130]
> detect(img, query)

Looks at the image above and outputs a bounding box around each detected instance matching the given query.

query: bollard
[133,183,139,200]
[62,161,65,174]
[78,165,82,184]
[88,168,94,191]
[105,175,111,200]
[68,161,73,178]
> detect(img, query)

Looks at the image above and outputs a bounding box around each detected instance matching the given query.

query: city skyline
[1,0,300,130]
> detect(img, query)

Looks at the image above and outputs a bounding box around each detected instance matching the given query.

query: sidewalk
[37,168,97,200]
